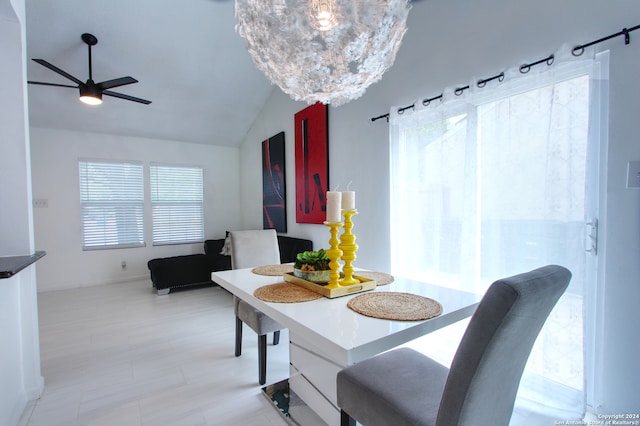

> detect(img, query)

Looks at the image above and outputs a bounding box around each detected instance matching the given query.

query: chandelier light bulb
[313,0,338,31]
[317,13,333,30]
[235,0,411,106]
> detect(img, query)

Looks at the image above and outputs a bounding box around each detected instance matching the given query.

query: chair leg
[340,409,356,426]
[235,317,243,357]
[258,334,267,385]
[273,330,280,346]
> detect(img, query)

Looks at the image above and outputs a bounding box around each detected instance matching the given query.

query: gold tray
[283,272,376,298]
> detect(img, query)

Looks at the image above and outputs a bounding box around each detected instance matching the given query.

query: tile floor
[19,280,290,426]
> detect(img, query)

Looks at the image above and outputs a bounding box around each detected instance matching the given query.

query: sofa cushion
[204,238,226,255]
[277,235,313,263]
[148,235,312,294]
[203,238,232,271]
[147,254,213,290]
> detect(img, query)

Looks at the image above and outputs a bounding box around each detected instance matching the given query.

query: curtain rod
[371,23,640,123]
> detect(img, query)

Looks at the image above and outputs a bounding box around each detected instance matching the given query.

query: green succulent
[294,249,330,271]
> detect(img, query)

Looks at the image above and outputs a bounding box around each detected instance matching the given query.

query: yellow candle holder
[324,221,344,289]
[339,209,360,285]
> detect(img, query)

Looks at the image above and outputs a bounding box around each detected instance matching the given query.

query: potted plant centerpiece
[294,249,331,284]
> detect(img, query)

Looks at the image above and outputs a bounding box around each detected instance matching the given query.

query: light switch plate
[627,161,640,188]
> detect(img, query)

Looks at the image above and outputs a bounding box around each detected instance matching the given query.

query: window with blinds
[79,160,145,250]
[150,164,204,245]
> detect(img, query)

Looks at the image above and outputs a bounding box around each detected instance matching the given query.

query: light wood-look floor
[18,278,595,426]
[20,280,290,426]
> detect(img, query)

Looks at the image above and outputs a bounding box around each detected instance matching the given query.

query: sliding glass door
[389,51,606,422]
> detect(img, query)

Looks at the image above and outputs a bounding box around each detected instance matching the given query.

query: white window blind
[150,164,204,245]
[79,160,145,250]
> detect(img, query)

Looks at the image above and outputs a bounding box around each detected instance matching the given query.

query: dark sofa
[147,235,313,295]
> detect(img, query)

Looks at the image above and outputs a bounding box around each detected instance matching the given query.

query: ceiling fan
[28,33,151,106]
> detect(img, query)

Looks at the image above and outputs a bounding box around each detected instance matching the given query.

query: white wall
[30,128,242,291]
[598,42,640,413]
[238,81,392,270]
[239,0,640,415]
[0,0,30,256]
[0,0,44,425]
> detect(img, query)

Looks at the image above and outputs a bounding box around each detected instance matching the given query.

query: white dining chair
[229,229,284,385]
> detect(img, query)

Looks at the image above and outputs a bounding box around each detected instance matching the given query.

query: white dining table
[212,268,481,426]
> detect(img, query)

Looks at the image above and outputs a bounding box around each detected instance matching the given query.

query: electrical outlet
[121,261,127,270]
[627,161,640,188]
[33,198,48,208]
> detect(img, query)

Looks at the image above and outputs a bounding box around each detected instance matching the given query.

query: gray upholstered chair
[337,264,571,426]
[229,229,284,385]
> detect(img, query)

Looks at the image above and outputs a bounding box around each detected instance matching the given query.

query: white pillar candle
[342,191,355,210]
[326,191,342,223]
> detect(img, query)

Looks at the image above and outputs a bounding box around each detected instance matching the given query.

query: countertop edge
[0,251,46,279]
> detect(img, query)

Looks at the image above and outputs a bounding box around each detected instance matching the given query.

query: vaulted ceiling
[25,0,274,147]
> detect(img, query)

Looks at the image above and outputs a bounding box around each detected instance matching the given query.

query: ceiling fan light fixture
[28,33,151,106]
[79,83,103,106]
[79,95,103,106]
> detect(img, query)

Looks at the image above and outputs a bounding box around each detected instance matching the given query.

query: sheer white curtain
[390,46,606,423]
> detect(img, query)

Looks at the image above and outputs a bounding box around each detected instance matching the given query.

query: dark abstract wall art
[295,102,329,224]
[262,131,287,232]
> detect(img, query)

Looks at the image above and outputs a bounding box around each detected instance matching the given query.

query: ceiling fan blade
[98,76,138,90]
[32,59,84,85]
[103,90,152,105]
[27,81,78,88]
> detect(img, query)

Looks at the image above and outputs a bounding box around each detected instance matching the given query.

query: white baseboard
[37,275,150,292]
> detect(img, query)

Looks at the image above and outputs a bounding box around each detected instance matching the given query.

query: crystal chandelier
[235,0,411,106]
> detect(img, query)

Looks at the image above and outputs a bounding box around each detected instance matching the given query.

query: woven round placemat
[354,271,395,286]
[347,292,442,321]
[251,264,294,276]
[254,282,323,303]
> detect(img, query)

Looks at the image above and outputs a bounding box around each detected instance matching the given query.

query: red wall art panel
[262,131,287,232]
[295,102,329,224]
